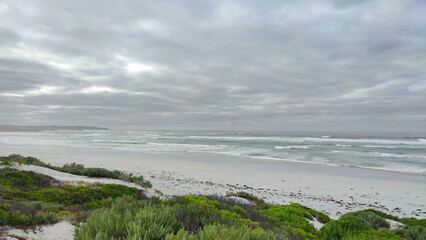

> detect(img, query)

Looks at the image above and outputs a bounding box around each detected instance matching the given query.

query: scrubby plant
[169,196,258,233]
[319,215,403,240]
[166,224,276,240]
[360,209,399,221]
[319,215,370,239]
[260,203,329,238]
[23,201,63,212]
[0,167,56,191]
[399,218,426,228]
[342,231,404,240]
[0,208,59,227]
[74,196,182,239]
[226,191,265,205]
[393,225,426,240]
[343,210,390,230]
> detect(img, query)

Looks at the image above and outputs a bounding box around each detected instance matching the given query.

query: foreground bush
[74,196,182,239]
[166,224,276,240]
[319,215,403,240]
[393,225,426,240]
[259,203,331,239]
[343,210,390,230]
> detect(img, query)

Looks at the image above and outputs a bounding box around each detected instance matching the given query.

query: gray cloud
[0,0,425,132]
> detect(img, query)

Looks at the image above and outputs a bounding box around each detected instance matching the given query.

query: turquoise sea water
[1,130,425,174]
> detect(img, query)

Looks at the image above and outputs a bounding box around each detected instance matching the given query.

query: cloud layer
[0,0,425,131]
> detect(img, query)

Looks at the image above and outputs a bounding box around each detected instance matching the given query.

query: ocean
[1,130,425,175]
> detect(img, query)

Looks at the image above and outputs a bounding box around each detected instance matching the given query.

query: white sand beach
[1,147,425,220]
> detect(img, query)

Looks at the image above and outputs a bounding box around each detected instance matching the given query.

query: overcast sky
[0,0,425,132]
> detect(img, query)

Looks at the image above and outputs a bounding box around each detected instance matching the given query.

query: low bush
[0,208,59,227]
[360,209,399,221]
[343,210,390,230]
[393,225,426,240]
[319,215,403,240]
[166,224,276,240]
[0,168,56,191]
[169,196,257,233]
[29,188,71,204]
[399,218,426,228]
[226,191,265,205]
[24,201,64,212]
[260,204,324,238]
[74,196,182,239]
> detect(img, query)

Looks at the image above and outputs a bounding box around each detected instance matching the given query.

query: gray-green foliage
[167,224,276,240]
[226,191,265,205]
[394,225,426,240]
[343,211,390,230]
[74,196,182,240]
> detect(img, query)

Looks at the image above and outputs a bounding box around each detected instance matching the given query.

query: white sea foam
[336,144,352,147]
[93,140,142,144]
[189,135,284,141]
[370,152,426,159]
[146,142,227,150]
[367,164,426,174]
[364,145,399,149]
[303,137,425,145]
[275,145,311,150]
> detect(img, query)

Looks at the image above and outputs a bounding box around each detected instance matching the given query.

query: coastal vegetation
[1,154,425,240]
[0,167,145,229]
[1,154,152,188]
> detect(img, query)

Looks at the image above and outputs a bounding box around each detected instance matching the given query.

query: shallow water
[1,130,425,175]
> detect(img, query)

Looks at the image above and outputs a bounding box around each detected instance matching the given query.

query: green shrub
[226,191,265,205]
[393,225,426,240]
[6,154,51,168]
[0,209,59,227]
[24,201,63,212]
[399,218,426,227]
[0,168,55,191]
[0,209,8,226]
[74,197,182,239]
[82,168,119,178]
[99,184,139,198]
[319,215,369,240]
[0,203,12,211]
[167,224,276,240]
[260,204,319,236]
[343,231,404,240]
[0,185,25,199]
[344,211,390,230]
[320,215,403,240]
[29,188,71,204]
[360,209,399,221]
[175,196,248,217]
[172,201,256,233]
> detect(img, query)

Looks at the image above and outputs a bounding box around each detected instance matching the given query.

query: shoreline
[1,147,425,219]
